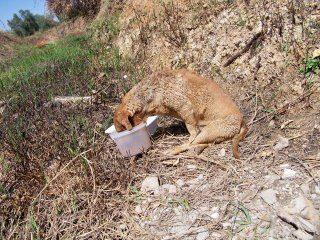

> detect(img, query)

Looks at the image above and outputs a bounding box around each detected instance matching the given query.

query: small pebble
[300,183,310,195]
[135,205,143,214]
[260,189,278,205]
[141,176,160,193]
[196,230,210,240]
[176,179,185,187]
[186,164,197,170]
[161,184,177,194]
[274,137,289,151]
[218,148,226,157]
[282,168,296,179]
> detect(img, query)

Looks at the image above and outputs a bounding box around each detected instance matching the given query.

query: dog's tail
[232,120,248,159]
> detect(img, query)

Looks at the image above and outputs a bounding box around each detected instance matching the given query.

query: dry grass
[46,0,101,19]
[0,31,20,64]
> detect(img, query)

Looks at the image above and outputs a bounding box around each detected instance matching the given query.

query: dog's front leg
[185,123,200,143]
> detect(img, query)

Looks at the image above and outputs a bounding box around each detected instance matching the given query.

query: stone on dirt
[186,164,197,170]
[218,148,226,157]
[135,205,143,214]
[273,136,290,151]
[141,176,160,193]
[209,207,219,219]
[300,184,310,195]
[282,168,296,179]
[285,195,320,225]
[196,230,210,240]
[260,189,278,205]
[176,179,185,187]
[292,229,313,240]
[161,184,177,194]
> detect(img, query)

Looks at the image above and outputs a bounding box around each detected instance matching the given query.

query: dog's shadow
[152,120,188,140]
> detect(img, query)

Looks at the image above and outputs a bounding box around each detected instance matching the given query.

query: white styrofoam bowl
[106,116,159,157]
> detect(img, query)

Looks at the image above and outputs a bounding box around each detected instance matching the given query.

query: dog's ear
[114,107,133,132]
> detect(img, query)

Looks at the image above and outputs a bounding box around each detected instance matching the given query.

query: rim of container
[109,122,147,138]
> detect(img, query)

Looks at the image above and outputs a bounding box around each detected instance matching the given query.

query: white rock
[260,189,278,205]
[279,163,290,169]
[301,184,310,195]
[187,210,199,223]
[222,222,231,228]
[315,185,320,195]
[196,230,210,240]
[218,148,226,157]
[176,179,185,187]
[209,207,219,219]
[173,206,184,216]
[169,224,189,235]
[286,195,319,225]
[187,174,204,185]
[197,174,204,180]
[282,168,297,179]
[162,237,171,240]
[265,174,280,182]
[135,205,143,214]
[292,196,308,213]
[298,217,317,233]
[186,164,197,170]
[161,184,177,194]
[292,229,313,240]
[211,232,222,238]
[141,176,160,193]
[269,120,275,127]
[119,223,127,230]
[274,137,290,151]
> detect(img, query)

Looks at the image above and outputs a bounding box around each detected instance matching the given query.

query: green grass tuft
[0,35,95,105]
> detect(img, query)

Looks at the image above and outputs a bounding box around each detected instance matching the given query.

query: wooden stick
[223,31,263,67]
[44,96,93,107]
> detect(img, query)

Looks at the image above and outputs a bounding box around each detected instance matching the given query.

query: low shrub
[46,0,101,19]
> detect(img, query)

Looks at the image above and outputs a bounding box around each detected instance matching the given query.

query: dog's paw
[164,144,189,155]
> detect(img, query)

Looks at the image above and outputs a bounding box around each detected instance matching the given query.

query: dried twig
[223,31,263,67]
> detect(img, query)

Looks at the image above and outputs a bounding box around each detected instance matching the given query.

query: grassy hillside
[0,25,142,238]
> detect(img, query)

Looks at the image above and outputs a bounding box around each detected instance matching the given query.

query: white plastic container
[106,116,159,157]
[146,116,159,135]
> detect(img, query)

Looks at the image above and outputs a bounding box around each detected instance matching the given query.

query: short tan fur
[114,69,248,158]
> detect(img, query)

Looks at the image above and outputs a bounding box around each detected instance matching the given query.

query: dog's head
[114,104,145,132]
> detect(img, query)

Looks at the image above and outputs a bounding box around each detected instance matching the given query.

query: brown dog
[114,69,248,158]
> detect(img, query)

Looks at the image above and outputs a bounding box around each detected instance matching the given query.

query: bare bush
[46,0,102,19]
[157,1,187,48]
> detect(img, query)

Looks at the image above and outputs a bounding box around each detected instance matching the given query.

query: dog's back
[140,69,243,123]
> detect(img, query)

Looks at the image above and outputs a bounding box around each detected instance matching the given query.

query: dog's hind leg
[188,116,242,158]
